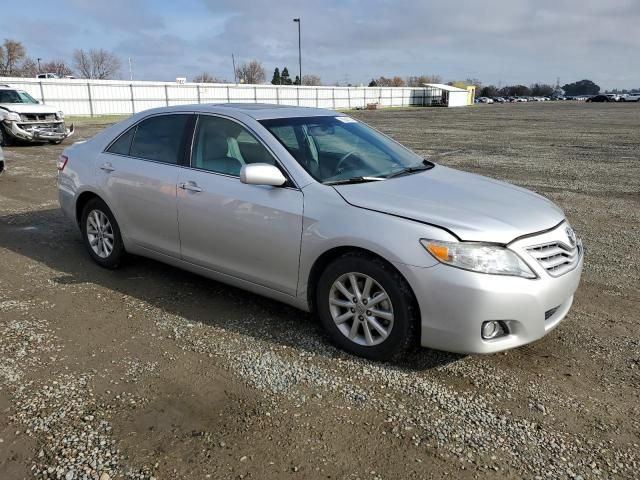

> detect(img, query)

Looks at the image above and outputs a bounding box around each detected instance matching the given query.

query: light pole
[293,18,301,85]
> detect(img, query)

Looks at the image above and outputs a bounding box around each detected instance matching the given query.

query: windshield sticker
[335,116,358,123]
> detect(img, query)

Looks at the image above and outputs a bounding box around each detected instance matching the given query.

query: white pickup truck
[0,85,74,146]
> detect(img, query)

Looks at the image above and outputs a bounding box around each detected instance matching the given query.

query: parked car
[605,94,621,102]
[621,93,640,102]
[493,97,506,103]
[0,85,74,145]
[58,104,583,360]
[0,145,4,175]
[36,73,59,79]
[586,95,611,103]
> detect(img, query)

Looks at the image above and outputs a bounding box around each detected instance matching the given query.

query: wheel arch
[75,190,108,226]
[306,246,421,318]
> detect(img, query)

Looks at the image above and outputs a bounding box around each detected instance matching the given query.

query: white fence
[0,77,437,116]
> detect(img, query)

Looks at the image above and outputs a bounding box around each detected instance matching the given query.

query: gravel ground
[0,102,638,479]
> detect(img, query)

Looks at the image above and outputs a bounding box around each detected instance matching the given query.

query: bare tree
[0,39,27,76]
[192,72,225,83]
[465,78,482,90]
[18,58,38,77]
[73,49,121,79]
[40,60,74,77]
[235,60,265,84]
[302,74,322,86]
[375,76,405,87]
[530,83,554,96]
[406,74,443,87]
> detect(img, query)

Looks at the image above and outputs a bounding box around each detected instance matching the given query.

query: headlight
[5,112,21,122]
[420,239,537,278]
[56,111,64,120]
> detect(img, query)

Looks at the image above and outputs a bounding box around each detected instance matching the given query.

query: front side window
[17,91,38,104]
[260,116,427,183]
[129,114,190,164]
[191,115,277,176]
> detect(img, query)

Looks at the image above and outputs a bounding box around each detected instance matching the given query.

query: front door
[177,114,304,296]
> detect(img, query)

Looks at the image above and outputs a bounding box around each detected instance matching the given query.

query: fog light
[482,321,502,340]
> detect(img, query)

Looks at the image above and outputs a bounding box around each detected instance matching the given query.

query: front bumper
[395,224,584,354]
[5,119,74,143]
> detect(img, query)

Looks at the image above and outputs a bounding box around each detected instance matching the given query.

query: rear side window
[106,127,136,156]
[129,114,190,164]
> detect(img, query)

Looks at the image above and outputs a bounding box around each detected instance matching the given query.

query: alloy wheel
[86,209,115,258]
[329,272,394,346]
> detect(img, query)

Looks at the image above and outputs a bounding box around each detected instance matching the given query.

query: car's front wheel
[81,198,125,268]
[0,125,12,147]
[316,253,417,361]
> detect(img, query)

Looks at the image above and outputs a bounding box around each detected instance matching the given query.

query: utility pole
[232,53,237,84]
[293,18,301,85]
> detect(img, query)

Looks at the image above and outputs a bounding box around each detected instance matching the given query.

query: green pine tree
[281,67,292,85]
[271,67,281,85]
[294,75,301,85]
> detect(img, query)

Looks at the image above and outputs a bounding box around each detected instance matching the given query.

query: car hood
[0,103,59,114]
[333,165,565,244]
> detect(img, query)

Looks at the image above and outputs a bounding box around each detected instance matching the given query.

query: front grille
[527,241,580,277]
[20,113,56,122]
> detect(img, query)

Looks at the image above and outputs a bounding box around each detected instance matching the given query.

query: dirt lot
[0,102,638,480]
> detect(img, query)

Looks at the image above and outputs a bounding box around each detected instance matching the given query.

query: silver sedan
[57,104,583,360]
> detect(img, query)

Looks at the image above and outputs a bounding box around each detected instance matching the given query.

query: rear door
[98,113,194,257]
[177,114,304,296]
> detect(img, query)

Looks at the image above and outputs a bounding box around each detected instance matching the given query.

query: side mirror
[240,163,287,187]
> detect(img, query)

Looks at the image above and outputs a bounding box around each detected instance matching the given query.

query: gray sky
[2,0,639,89]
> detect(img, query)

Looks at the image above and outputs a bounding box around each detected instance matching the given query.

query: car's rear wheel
[316,253,417,361]
[81,198,124,268]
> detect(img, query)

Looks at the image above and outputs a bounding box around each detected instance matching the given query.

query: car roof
[139,103,341,121]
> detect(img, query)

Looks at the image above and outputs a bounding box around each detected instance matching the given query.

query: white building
[423,83,470,107]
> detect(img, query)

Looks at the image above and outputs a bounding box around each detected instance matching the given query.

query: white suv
[0,85,74,146]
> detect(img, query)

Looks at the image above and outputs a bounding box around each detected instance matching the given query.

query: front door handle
[100,162,115,172]
[178,181,202,193]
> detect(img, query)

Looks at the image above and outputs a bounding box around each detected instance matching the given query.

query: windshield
[0,90,39,104]
[260,116,428,183]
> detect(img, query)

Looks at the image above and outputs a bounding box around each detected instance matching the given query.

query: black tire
[0,125,12,147]
[49,140,63,145]
[316,252,418,361]
[80,197,125,269]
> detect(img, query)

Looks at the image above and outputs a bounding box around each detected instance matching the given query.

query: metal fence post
[276,86,280,105]
[347,88,351,109]
[130,84,135,114]
[390,88,393,107]
[254,86,258,103]
[38,81,45,104]
[226,85,231,103]
[164,85,169,106]
[332,88,336,109]
[296,87,300,106]
[87,82,94,117]
[315,88,319,108]
[197,85,201,104]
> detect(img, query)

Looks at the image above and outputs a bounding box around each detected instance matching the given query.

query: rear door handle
[100,162,115,172]
[178,181,202,193]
